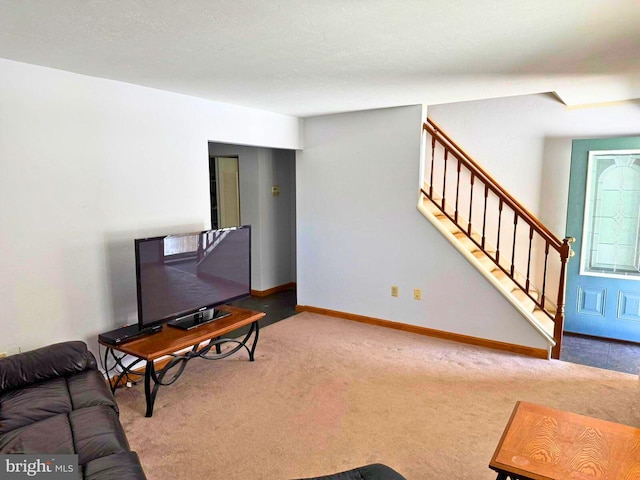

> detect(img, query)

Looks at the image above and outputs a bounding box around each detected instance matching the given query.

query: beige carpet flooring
[115,312,640,479]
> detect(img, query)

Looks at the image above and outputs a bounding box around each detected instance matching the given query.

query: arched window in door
[581,150,640,278]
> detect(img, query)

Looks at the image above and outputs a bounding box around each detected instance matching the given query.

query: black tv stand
[167,308,231,330]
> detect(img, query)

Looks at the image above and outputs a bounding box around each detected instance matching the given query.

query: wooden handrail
[422,118,571,359]
[425,119,562,250]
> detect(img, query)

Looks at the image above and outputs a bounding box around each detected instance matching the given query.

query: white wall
[0,58,301,355]
[428,94,640,237]
[297,106,548,350]
[208,143,296,291]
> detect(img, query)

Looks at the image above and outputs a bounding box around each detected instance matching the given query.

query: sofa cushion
[0,370,118,435]
[67,370,119,413]
[0,405,131,468]
[0,341,95,393]
[0,413,75,454]
[0,377,72,434]
[70,405,131,466]
[84,452,147,480]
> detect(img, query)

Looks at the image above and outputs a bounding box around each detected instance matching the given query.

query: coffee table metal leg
[141,319,261,418]
[249,321,259,361]
[495,472,531,480]
[144,361,154,417]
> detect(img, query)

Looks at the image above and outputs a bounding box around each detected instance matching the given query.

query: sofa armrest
[0,341,97,393]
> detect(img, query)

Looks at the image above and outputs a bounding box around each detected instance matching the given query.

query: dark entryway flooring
[561,332,640,375]
[229,287,297,336]
[233,290,640,376]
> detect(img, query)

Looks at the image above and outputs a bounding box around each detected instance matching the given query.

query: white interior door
[215,157,240,228]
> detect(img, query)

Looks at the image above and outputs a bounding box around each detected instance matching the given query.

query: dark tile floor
[229,287,298,336]
[561,332,640,375]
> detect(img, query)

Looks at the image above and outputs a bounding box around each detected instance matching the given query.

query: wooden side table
[489,401,640,479]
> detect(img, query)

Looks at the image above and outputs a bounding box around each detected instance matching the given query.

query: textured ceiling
[1,0,639,117]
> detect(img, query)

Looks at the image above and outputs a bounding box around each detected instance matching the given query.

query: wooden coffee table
[489,401,640,479]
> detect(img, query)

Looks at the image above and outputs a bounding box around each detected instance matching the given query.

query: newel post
[551,237,574,359]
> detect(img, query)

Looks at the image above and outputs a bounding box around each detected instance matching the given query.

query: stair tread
[511,289,536,312]
[532,308,555,336]
[454,230,482,244]
[489,268,518,291]
[422,191,461,221]
[511,288,539,301]
[474,251,500,272]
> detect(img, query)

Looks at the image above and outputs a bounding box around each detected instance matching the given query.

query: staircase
[418,118,573,359]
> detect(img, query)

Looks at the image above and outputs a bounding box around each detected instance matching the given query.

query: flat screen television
[135,225,251,330]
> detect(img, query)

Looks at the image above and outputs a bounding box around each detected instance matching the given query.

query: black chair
[296,463,407,480]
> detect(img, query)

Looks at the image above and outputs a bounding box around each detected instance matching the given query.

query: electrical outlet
[0,352,7,359]
[391,285,399,297]
[414,288,422,300]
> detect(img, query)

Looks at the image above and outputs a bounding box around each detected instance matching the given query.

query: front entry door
[565,137,640,341]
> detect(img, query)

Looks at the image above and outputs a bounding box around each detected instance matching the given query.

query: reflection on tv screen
[135,226,251,328]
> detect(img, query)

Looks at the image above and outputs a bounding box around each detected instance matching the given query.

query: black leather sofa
[0,341,146,480]
[298,463,407,480]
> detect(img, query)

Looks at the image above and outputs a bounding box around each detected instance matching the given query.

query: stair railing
[422,118,573,359]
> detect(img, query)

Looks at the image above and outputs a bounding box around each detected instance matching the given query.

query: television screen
[135,225,251,330]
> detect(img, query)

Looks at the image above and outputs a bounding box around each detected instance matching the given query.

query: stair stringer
[416,192,555,356]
